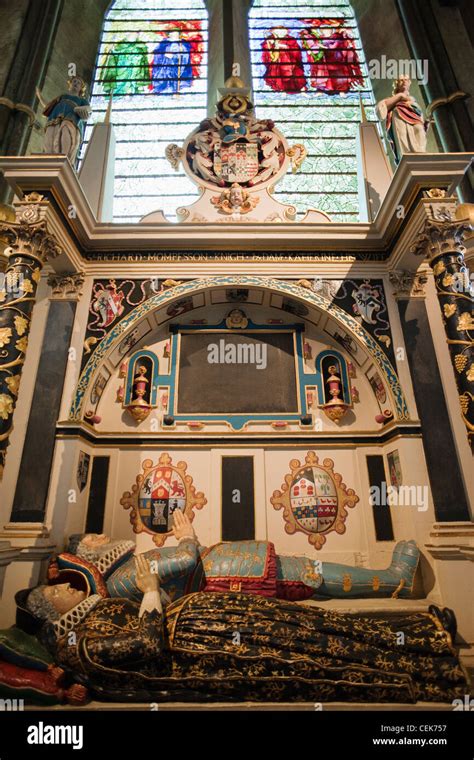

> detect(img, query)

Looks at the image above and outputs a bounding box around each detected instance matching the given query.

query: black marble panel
[85,457,110,534]
[11,300,76,522]
[366,455,394,541]
[221,456,255,541]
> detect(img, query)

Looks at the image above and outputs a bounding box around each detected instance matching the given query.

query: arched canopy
[70,276,409,422]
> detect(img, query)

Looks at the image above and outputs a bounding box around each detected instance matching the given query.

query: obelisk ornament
[0,203,61,478]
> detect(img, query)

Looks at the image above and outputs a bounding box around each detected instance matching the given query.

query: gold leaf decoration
[443,304,456,319]
[0,393,14,420]
[5,375,20,396]
[15,336,28,353]
[454,355,467,374]
[13,315,28,336]
[0,290,6,303]
[457,312,474,332]
[21,279,34,294]
[0,327,12,348]
[459,394,470,414]
[442,273,454,288]
[433,261,446,277]
[467,364,474,383]
[31,268,41,284]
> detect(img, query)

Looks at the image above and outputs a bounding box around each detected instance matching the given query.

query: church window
[82,0,208,222]
[249,0,378,220]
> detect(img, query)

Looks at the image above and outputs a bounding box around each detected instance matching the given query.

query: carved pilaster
[0,207,61,479]
[47,272,85,301]
[412,207,474,447]
[389,270,429,300]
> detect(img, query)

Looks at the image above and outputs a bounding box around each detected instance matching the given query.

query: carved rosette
[270,451,359,551]
[412,213,474,447]
[0,216,61,478]
[120,453,207,547]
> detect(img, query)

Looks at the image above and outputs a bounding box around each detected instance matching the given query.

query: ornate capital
[0,194,61,266]
[48,272,85,301]
[410,207,472,261]
[389,270,429,300]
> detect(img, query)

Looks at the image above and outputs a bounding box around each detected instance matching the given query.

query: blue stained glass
[250,0,380,221]
[83,0,208,222]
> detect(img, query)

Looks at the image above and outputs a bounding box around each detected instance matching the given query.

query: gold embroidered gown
[53,591,469,704]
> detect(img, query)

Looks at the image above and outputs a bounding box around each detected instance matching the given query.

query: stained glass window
[250,0,379,221]
[82,0,208,223]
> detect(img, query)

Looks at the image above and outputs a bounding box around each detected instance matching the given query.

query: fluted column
[0,199,61,479]
[412,208,473,448]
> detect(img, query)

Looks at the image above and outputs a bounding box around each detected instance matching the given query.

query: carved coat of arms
[164,76,307,223]
[271,451,359,550]
[120,453,207,547]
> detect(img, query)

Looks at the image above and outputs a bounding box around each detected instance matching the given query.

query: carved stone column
[0,201,61,479]
[412,209,474,448]
[389,268,470,522]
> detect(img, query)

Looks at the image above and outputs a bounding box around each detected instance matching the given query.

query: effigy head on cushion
[6,594,90,706]
[15,582,87,637]
[66,533,135,571]
[49,534,135,596]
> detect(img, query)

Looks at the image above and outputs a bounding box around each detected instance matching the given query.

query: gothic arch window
[82,0,208,223]
[249,0,378,221]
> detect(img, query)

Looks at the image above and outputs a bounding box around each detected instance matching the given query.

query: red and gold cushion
[0,660,88,706]
[48,554,109,598]
[195,541,278,597]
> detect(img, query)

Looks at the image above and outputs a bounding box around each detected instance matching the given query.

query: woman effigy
[16,554,469,705]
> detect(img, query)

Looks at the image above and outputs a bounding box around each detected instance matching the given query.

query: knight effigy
[14,549,468,705]
[0,0,473,726]
[55,512,420,603]
[6,512,469,704]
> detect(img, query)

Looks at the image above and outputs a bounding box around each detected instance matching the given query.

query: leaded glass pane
[250,0,380,221]
[83,0,208,222]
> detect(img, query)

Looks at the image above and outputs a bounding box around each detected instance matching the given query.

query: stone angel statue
[36,75,91,165]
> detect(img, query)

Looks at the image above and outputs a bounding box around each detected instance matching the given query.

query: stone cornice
[0,154,472,267]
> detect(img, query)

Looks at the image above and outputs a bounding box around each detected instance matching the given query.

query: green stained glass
[84,0,208,222]
[250,0,381,222]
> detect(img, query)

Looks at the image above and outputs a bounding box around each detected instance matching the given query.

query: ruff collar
[77,540,135,576]
[52,594,102,641]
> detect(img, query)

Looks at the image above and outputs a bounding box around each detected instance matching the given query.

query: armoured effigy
[50,512,420,604]
[14,554,469,704]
